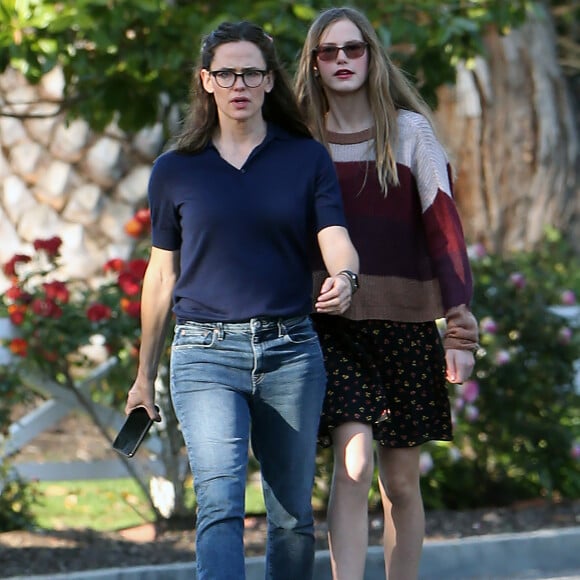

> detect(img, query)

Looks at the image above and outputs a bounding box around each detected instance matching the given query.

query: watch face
[340,270,359,291]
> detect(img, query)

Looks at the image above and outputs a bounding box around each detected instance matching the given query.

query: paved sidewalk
[8,526,580,580]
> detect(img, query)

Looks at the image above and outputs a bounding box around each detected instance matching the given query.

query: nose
[232,74,246,88]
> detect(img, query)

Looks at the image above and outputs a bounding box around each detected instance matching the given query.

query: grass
[33,478,266,532]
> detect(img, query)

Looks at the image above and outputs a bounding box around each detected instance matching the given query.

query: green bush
[420,228,580,509]
[0,461,39,532]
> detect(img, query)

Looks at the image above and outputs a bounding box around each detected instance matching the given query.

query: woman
[295,8,478,580]
[124,21,359,580]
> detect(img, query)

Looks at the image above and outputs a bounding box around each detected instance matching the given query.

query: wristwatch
[338,270,360,294]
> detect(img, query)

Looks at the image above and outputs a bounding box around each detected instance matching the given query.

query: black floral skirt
[312,315,453,448]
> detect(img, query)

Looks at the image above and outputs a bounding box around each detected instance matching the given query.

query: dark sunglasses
[313,41,368,62]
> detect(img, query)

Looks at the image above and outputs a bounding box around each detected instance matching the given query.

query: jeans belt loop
[215,322,224,340]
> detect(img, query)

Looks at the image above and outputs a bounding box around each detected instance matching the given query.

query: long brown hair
[295,7,436,191]
[175,21,311,153]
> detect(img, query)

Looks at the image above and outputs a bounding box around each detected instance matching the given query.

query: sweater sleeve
[408,114,479,350]
[443,304,479,351]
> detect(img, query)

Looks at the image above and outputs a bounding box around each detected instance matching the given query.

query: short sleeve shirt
[148,124,346,322]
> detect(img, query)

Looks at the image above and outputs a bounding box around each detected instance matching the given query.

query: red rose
[134,208,151,226]
[2,254,31,277]
[5,286,24,301]
[121,298,141,318]
[9,338,28,357]
[33,236,62,256]
[118,272,141,296]
[86,303,112,322]
[126,259,148,280]
[43,281,70,304]
[31,298,63,319]
[8,304,27,325]
[41,350,59,362]
[103,258,125,273]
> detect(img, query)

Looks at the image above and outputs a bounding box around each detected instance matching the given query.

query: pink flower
[480,317,498,334]
[448,447,462,462]
[560,290,576,306]
[558,327,573,345]
[468,243,487,260]
[419,452,434,475]
[509,272,526,290]
[571,443,580,461]
[495,349,511,365]
[460,380,480,403]
[465,405,479,422]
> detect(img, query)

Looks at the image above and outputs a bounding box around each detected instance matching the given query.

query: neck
[212,116,268,170]
[214,115,268,146]
[324,90,373,134]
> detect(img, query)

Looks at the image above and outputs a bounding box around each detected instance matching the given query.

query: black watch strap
[338,270,360,294]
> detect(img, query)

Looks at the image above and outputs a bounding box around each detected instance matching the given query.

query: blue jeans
[170,315,326,580]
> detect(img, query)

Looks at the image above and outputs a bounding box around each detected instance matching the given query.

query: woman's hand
[445,349,475,383]
[125,379,162,421]
[315,274,352,314]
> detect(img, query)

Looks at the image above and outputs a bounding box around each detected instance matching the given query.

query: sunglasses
[313,41,368,62]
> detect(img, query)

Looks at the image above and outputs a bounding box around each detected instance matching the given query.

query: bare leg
[327,422,374,580]
[377,446,424,580]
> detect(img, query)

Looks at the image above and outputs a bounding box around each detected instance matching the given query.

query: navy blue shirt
[148,124,347,322]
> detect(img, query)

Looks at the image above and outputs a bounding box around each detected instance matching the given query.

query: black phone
[112,406,158,458]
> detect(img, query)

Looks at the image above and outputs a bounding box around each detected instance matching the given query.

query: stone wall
[0,67,166,291]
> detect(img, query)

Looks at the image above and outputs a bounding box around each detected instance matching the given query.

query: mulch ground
[3,407,580,578]
[2,499,580,578]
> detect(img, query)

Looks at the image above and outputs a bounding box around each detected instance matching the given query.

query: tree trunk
[435,5,579,254]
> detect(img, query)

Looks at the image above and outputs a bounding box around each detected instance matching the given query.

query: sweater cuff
[443,304,479,351]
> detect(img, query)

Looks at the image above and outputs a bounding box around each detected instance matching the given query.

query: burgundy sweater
[314,110,478,351]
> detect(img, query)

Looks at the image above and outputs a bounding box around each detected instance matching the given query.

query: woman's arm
[315,225,359,315]
[125,247,180,420]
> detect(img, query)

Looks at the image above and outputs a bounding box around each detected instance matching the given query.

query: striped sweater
[315,110,478,351]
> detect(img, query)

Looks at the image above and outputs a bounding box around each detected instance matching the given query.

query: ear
[264,71,274,94]
[200,69,214,93]
[313,67,320,78]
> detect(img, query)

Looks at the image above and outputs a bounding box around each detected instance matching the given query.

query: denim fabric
[170,315,326,580]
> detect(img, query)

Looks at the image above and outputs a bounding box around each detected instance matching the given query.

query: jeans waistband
[176,315,308,333]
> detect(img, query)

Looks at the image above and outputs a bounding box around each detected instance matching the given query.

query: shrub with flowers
[0,210,152,411]
[0,214,153,530]
[420,227,580,509]
[1,241,139,397]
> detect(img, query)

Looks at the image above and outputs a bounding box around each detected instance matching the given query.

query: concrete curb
[8,526,580,580]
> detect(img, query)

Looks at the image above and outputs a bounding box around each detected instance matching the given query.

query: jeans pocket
[284,317,319,345]
[172,325,218,350]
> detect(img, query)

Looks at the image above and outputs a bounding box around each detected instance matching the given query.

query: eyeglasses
[209,68,268,88]
[313,41,368,62]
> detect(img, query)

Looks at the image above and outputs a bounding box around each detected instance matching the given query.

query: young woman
[296,8,478,580]
[124,21,358,580]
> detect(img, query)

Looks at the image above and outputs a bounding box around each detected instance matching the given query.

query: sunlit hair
[295,7,437,192]
[175,21,311,152]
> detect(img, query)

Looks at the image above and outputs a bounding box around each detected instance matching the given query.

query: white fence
[1,306,580,483]
[2,357,165,482]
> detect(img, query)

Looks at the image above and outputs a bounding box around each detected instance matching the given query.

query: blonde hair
[295,6,436,192]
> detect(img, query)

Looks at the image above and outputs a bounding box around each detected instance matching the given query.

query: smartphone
[112,406,158,458]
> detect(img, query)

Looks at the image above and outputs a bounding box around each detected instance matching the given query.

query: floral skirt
[312,315,453,448]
